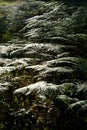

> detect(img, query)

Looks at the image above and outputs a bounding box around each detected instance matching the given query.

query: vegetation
[0,0,87,130]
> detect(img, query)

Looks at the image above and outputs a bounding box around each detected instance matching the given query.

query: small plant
[78,58,87,80]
